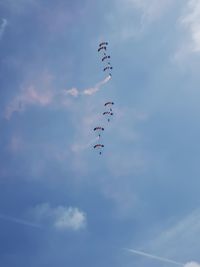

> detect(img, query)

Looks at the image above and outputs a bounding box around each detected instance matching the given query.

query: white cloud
[0,18,8,39]
[185,263,200,267]
[30,203,87,231]
[65,88,79,97]
[53,206,86,231]
[175,0,200,60]
[181,0,200,52]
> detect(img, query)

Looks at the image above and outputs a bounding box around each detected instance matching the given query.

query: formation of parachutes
[93,41,114,155]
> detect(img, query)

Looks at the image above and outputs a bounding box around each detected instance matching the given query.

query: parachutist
[102,55,110,61]
[99,42,108,47]
[98,46,106,52]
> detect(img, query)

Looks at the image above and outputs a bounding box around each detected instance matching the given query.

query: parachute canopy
[94,144,104,155]
[98,46,107,52]
[94,126,104,138]
[99,42,108,47]
[104,102,114,110]
[102,55,110,62]
[94,127,104,131]
[103,111,114,122]
[103,66,113,72]
[103,111,113,116]
[94,144,104,148]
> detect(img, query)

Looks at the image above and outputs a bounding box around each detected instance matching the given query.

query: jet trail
[125,248,184,266]
[0,213,42,229]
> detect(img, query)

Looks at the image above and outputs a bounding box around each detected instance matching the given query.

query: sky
[1,0,200,266]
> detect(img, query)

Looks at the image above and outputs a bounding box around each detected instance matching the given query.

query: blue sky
[1,0,200,266]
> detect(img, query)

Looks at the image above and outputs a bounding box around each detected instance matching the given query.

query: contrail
[0,213,42,229]
[125,248,184,266]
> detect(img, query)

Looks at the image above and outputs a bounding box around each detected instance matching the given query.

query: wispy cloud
[127,0,173,23]
[4,73,111,119]
[65,75,111,97]
[109,0,174,41]
[174,0,200,61]
[4,85,53,119]
[180,0,200,52]
[0,18,8,39]
[30,203,87,231]
[150,208,200,251]
[135,208,200,264]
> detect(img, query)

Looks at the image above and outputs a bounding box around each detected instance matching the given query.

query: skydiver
[98,46,106,52]
[99,42,108,47]
[102,55,110,62]
[103,66,113,71]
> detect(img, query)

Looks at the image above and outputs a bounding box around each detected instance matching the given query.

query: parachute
[102,55,110,62]
[103,111,113,122]
[94,144,104,155]
[98,46,107,52]
[94,127,104,138]
[104,101,114,111]
[103,66,113,72]
[99,42,108,47]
